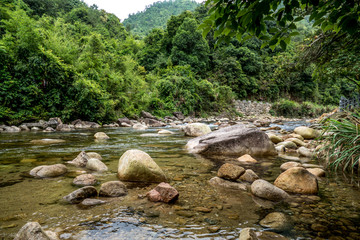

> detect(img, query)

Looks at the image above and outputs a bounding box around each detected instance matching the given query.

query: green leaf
[289,31,300,36]
[280,40,287,50]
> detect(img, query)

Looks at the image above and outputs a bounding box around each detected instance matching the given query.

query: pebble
[194,207,212,213]
[175,211,194,218]
[207,226,220,233]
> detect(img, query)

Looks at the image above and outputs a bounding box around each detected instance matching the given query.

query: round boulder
[280,162,302,172]
[267,134,283,144]
[118,149,166,182]
[239,169,259,183]
[297,146,314,158]
[183,123,211,137]
[14,222,59,240]
[86,158,108,172]
[307,168,326,177]
[94,132,110,139]
[133,123,148,130]
[259,212,292,232]
[99,181,128,197]
[237,154,257,163]
[30,164,67,178]
[73,174,97,186]
[274,167,318,194]
[251,179,289,201]
[294,126,320,139]
[217,163,245,180]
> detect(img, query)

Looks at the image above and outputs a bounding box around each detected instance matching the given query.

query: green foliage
[123,0,199,38]
[320,112,360,171]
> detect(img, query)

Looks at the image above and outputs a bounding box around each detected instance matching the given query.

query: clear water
[0,126,359,239]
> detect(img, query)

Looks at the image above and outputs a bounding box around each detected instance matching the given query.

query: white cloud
[82,0,204,21]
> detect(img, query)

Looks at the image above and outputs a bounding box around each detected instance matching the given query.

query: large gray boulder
[30,164,67,178]
[251,179,289,201]
[14,222,59,240]
[67,151,90,167]
[186,124,277,156]
[183,123,211,137]
[117,149,166,182]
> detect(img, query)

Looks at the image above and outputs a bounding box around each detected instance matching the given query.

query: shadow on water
[0,125,359,239]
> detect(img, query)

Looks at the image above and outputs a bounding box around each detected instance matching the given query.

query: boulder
[144,118,166,127]
[67,151,89,168]
[80,199,106,206]
[94,132,110,139]
[237,154,257,163]
[30,139,65,145]
[239,169,259,183]
[158,129,175,135]
[239,228,258,240]
[146,182,179,203]
[297,146,314,158]
[3,126,21,132]
[14,222,59,240]
[275,145,286,153]
[259,212,292,232]
[294,126,320,139]
[72,119,100,129]
[288,133,304,141]
[117,117,132,126]
[87,152,102,160]
[31,127,41,131]
[286,138,306,147]
[73,174,97,186]
[56,124,75,132]
[173,112,185,120]
[99,181,128,197]
[183,123,211,137]
[251,179,289,201]
[267,134,283,144]
[86,158,108,172]
[274,167,318,194]
[43,127,55,132]
[209,177,247,191]
[133,123,148,130]
[186,124,277,156]
[141,110,158,120]
[19,125,30,131]
[280,162,302,172]
[307,168,326,177]
[276,141,297,149]
[217,163,245,180]
[63,186,98,204]
[278,154,301,162]
[121,122,132,127]
[47,117,62,128]
[118,149,166,182]
[30,164,67,178]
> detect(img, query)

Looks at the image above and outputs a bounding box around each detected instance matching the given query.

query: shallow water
[0,126,359,240]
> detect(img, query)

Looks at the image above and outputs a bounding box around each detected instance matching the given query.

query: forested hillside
[0,0,358,125]
[123,0,199,38]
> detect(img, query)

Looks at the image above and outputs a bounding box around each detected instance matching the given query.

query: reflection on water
[0,126,359,240]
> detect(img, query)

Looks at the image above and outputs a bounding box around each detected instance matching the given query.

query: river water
[0,124,359,239]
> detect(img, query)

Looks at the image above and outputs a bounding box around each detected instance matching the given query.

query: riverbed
[0,124,359,239]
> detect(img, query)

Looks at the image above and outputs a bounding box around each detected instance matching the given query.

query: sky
[82,0,204,21]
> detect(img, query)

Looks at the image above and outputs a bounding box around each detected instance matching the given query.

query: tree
[201,0,360,50]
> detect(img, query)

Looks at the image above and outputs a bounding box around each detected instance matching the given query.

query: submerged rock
[73,174,97,186]
[237,154,258,163]
[132,123,148,130]
[30,139,65,145]
[186,124,277,156]
[274,167,318,194]
[158,129,175,135]
[30,164,67,178]
[251,179,289,201]
[239,228,257,240]
[67,151,90,168]
[146,182,179,203]
[94,132,110,139]
[217,163,245,180]
[99,181,128,197]
[80,198,106,206]
[183,123,211,137]
[63,186,98,204]
[118,149,166,182]
[14,222,59,240]
[209,177,247,191]
[259,212,292,232]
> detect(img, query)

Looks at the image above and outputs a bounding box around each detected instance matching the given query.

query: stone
[80,198,106,206]
[141,110,158,119]
[132,123,148,130]
[43,127,55,132]
[144,118,166,127]
[239,227,258,240]
[30,164,67,178]
[286,138,306,147]
[118,149,166,182]
[87,152,102,160]
[14,222,59,240]
[183,123,211,137]
[294,126,320,139]
[237,154,257,163]
[72,120,100,129]
[117,117,132,126]
[47,117,62,128]
[307,168,326,177]
[173,111,185,120]
[278,154,301,162]
[31,127,40,131]
[194,207,212,213]
[56,124,74,131]
[274,167,318,194]
[86,158,108,172]
[158,129,175,135]
[275,145,286,153]
[3,126,21,132]
[67,151,89,168]
[30,139,65,145]
[217,163,245,180]
[146,182,179,203]
[267,134,283,144]
[209,177,247,191]
[251,179,289,201]
[186,124,277,156]
[239,169,259,183]
[280,162,302,171]
[276,141,297,149]
[99,181,128,197]
[259,212,292,232]
[19,125,30,131]
[73,174,97,186]
[298,146,314,158]
[121,122,132,127]
[256,231,288,240]
[63,186,98,204]
[94,132,110,139]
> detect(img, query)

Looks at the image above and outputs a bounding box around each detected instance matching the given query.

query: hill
[123,0,198,38]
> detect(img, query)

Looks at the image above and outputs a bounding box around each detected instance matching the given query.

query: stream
[0,123,359,239]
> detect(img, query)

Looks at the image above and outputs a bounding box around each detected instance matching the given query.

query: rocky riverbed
[0,114,360,240]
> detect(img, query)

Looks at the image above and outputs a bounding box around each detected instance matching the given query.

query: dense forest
[0,0,358,124]
[123,0,199,38]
